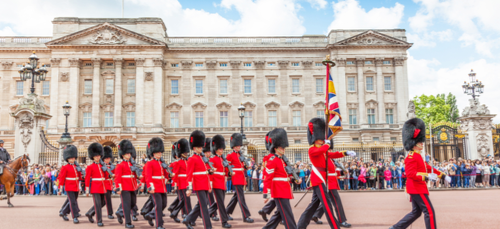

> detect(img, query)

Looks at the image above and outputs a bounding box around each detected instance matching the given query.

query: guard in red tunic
[183,130,213,229]
[297,118,355,229]
[208,134,232,228]
[167,142,182,223]
[57,145,82,224]
[86,146,116,221]
[225,133,254,223]
[390,118,450,229]
[173,138,193,220]
[144,137,169,229]
[85,143,107,227]
[263,128,301,229]
[203,137,219,222]
[115,140,138,228]
[258,131,275,222]
[140,146,154,219]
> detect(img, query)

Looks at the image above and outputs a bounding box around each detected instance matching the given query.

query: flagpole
[322,55,335,195]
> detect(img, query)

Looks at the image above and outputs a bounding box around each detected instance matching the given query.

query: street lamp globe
[63,101,72,116]
[38,65,48,81]
[238,103,246,118]
[29,51,39,68]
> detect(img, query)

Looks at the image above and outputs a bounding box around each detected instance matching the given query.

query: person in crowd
[482,161,490,188]
[463,164,472,188]
[384,167,392,190]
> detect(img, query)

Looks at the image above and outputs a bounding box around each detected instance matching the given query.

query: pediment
[216,101,232,110]
[166,102,182,110]
[46,22,167,48]
[264,101,281,109]
[333,30,411,48]
[191,102,207,109]
[242,101,257,109]
[289,100,305,109]
[313,101,324,108]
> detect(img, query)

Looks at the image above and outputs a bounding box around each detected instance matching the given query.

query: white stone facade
[0,17,411,151]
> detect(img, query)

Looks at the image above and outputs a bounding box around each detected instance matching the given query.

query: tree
[445,93,459,122]
[413,94,451,124]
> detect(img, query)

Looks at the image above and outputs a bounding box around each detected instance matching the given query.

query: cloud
[328,0,404,30]
[408,54,500,123]
[306,0,327,9]
[407,29,453,48]
[0,27,16,36]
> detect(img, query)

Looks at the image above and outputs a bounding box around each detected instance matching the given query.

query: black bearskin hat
[118,140,135,159]
[265,131,271,151]
[189,130,206,150]
[203,138,212,153]
[177,138,190,158]
[103,146,114,162]
[211,135,226,154]
[230,133,243,148]
[148,137,164,157]
[307,118,326,145]
[171,142,178,159]
[403,118,426,151]
[88,142,103,160]
[269,128,289,154]
[63,145,78,162]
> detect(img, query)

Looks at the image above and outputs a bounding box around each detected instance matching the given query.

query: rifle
[221,155,234,176]
[130,158,142,178]
[201,154,215,174]
[75,162,85,177]
[160,157,174,176]
[281,155,301,183]
[99,159,114,178]
[239,154,252,168]
[334,159,348,174]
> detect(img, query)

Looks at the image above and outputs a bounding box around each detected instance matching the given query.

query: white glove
[428,173,438,181]
[346,151,356,157]
[445,175,452,183]
[325,140,331,145]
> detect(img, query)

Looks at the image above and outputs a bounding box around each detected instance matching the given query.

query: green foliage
[445,92,460,123]
[413,94,452,124]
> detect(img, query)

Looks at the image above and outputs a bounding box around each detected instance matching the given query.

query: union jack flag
[325,63,343,139]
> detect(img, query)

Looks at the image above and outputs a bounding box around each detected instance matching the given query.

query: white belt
[92,178,105,181]
[328,173,337,176]
[213,172,225,176]
[152,176,165,179]
[66,177,78,181]
[178,174,187,177]
[122,175,135,178]
[193,171,208,175]
[232,168,243,171]
[273,177,290,182]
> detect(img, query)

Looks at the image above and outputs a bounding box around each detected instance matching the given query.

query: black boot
[85,213,94,223]
[228,215,233,221]
[244,218,254,223]
[222,222,232,228]
[145,214,154,226]
[170,214,181,223]
[116,214,123,224]
[108,215,115,219]
[60,214,69,221]
[132,215,138,221]
[312,216,323,224]
[97,222,104,227]
[258,210,268,222]
[182,219,194,229]
[125,223,135,228]
[211,216,219,221]
[340,222,352,228]
[73,218,79,224]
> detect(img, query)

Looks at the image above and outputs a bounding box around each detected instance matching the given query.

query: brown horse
[0,154,30,207]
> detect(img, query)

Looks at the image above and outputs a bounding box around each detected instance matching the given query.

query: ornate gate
[39,129,59,165]
[493,124,500,158]
[427,125,467,161]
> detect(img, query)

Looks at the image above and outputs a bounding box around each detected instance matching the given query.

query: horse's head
[21,154,30,170]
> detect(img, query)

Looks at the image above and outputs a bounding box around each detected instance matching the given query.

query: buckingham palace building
[0,17,412,153]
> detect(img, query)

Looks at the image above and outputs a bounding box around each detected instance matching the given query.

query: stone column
[459,99,496,160]
[278,60,289,125]
[335,58,347,124]
[229,61,241,127]
[375,58,384,124]
[254,61,266,126]
[68,58,81,128]
[356,57,365,125]
[153,58,164,127]
[57,137,73,167]
[135,58,145,127]
[394,57,406,124]
[1,61,13,129]
[205,60,217,127]
[49,58,61,129]
[113,58,123,127]
[91,58,101,127]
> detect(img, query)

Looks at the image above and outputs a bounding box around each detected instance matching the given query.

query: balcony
[167,36,328,48]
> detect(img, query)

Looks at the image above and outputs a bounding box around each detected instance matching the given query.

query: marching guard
[57,145,82,224]
[167,142,183,223]
[208,134,232,228]
[263,128,301,229]
[203,137,219,222]
[390,118,451,229]
[144,137,169,229]
[85,143,107,227]
[140,147,154,220]
[258,131,276,222]
[86,146,116,221]
[173,138,193,219]
[183,130,213,229]
[297,118,355,229]
[115,140,139,228]
[225,133,254,223]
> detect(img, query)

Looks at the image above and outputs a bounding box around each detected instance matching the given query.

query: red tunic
[264,155,293,199]
[187,153,211,191]
[327,158,341,190]
[308,144,346,187]
[226,150,246,186]
[57,163,82,192]
[209,155,228,190]
[140,160,149,185]
[85,162,107,194]
[170,160,178,188]
[144,159,169,193]
[174,159,189,190]
[262,153,273,194]
[103,163,114,191]
[114,160,138,191]
[405,151,442,195]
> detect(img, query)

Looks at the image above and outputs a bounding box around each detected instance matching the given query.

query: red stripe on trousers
[152,194,159,227]
[277,199,290,229]
[235,186,247,219]
[196,191,207,229]
[330,190,343,222]
[420,194,435,229]
[319,185,338,229]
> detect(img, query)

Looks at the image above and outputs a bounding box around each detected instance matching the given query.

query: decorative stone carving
[366,99,378,109]
[88,29,126,44]
[216,101,232,110]
[462,99,491,116]
[357,37,383,45]
[104,95,113,103]
[242,101,257,109]
[50,58,61,67]
[301,60,313,68]
[476,133,490,157]
[288,101,304,109]
[191,102,207,109]
[134,58,145,67]
[113,58,124,67]
[181,60,193,69]
[78,103,92,112]
[101,70,115,78]
[335,58,346,67]
[166,102,182,110]
[347,103,358,109]
[385,102,397,109]
[100,104,114,112]
[229,61,241,69]
[91,58,102,68]
[18,113,33,152]
[375,58,384,67]
[313,101,324,108]
[206,60,217,69]
[253,61,266,69]
[394,56,406,66]
[60,72,69,82]
[145,72,154,81]
[153,58,164,67]
[1,61,13,70]
[265,101,281,109]
[277,60,289,69]
[356,57,365,67]
[407,100,416,119]
[122,102,136,111]
[334,30,410,46]
[17,93,47,114]
[69,58,81,67]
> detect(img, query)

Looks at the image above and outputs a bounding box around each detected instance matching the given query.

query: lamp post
[61,101,72,139]
[462,69,484,100]
[238,103,246,139]
[18,51,48,94]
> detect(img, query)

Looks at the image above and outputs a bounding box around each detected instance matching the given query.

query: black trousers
[312,189,347,223]
[141,195,154,215]
[185,190,212,229]
[207,191,218,217]
[168,192,180,212]
[209,188,229,223]
[392,194,437,229]
[263,198,296,229]
[61,191,79,219]
[116,203,139,217]
[297,184,340,229]
[146,192,168,219]
[91,193,106,223]
[172,188,191,217]
[261,199,277,215]
[151,193,167,227]
[87,190,114,217]
[225,185,251,220]
[120,191,137,224]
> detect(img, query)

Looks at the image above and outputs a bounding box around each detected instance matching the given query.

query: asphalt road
[0,189,497,229]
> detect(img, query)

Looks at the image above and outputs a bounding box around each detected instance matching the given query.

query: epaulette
[269,156,276,161]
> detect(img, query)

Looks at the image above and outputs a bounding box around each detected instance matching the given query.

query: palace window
[367,109,376,124]
[292,79,300,93]
[85,63,92,67]
[195,63,203,67]
[170,112,179,128]
[171,80,179,94]
[366,76,374,91]
[195,80,203,94]
[83,112,92,127]
[106,62,113,66]
[126,112,135,127]
[386,109,394,124]
[195,111,204,127]
[384,76,392,91]
[220,111,228,127]
[268,79,276,93]
[171,63,179,68]
[220,80,228,94]
[315,63,322,67]
[352,138,359,142]
[127,79,136,94]
[219,63,228,67]
[244,111,253,127]
[383,60,391,65]
[244,79,252,94]
[291,62,300,66]
[349,109,357,125]
[316,78,323,93]
[347,77,355,92]
[292,111,301,126]
[104,112,114,127]
[346,61,354,65]
[373,137,379,142]
[365,60,373,65]
[16,81,23,96]
[391,137,397,142]
[84,80,92,94]
[268,62,276,67]
[268,111,277,127]
[42,81,50,95]
[128,62,135,66]
[244,63,252,67]
[317,110,323,118]
[105,79,114,94]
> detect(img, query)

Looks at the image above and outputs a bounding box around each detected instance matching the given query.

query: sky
[1,0,499,122]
